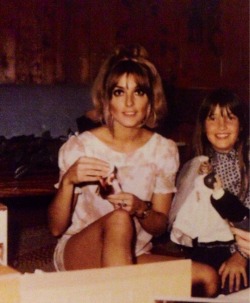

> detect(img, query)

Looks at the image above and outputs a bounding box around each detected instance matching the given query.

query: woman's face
[109,73,150,129]
[205,105,240,153]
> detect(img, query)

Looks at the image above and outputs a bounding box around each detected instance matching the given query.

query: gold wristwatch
[135,201,152,219]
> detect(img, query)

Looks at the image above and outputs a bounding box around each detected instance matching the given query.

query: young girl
[170,156,235,248]
[170,88,249,294]
[48,45,219,297]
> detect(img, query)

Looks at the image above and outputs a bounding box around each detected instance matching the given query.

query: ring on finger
[122,201,127,207]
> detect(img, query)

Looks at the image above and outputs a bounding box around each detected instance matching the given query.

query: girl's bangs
[207,104,233,117]
[205,89,242,118]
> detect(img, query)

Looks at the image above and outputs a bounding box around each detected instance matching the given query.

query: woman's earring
[139,105,151,127]
[103,105,113,128]
[144,105,152,125]
[108,112,114,129]
[147,105,151,117]
[110,114,114,126]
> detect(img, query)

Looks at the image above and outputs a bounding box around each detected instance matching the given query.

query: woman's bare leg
[192,261,219,297]
[64,209,134,270]
[137,253,181,264]
[102,209,134,266]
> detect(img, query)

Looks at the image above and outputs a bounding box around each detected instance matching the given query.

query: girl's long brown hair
[194,88,249,200]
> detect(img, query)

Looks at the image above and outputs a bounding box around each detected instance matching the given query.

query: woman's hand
[231,227,250,257]
[107,192,172,237]
[48,156,110,237]
[62,156,111,186]
[219,251,248,293]
[107,192,143,215]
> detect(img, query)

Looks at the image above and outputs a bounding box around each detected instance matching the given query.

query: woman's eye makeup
[112,87,146,97]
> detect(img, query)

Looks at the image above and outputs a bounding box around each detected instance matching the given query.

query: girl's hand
[107,192,144,215]
[213,175,222,191]
[62,156,111,186]
[231,227,250,257]
[219,251,248,293]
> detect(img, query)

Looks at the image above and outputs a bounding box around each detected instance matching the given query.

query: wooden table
[0,170,58,198]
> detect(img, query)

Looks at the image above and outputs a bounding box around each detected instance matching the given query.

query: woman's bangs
[131,72,151,90]
[106,60,151,98]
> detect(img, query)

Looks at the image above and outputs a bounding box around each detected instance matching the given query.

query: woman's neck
[99,125,152,153]
[112,126,145,142]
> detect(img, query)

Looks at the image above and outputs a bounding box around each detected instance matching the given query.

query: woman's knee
[105,209,134,235]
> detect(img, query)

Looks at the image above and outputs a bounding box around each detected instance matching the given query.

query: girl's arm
[48,175,76,237]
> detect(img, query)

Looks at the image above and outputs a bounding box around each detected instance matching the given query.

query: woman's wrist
[61,174,75,189]
[135,201,153,219]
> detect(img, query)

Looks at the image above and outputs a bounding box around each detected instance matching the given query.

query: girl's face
[205,105,240,153]
[109,73,149,129]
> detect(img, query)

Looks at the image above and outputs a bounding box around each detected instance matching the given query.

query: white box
[0,203,7,265]
[20,260,191,303]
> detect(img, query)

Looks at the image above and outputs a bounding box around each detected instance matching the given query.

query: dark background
[0,0,248,139]
[0,0,248,92]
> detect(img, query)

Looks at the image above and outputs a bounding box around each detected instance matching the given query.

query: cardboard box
[20,260,191,303]
[0,203,7,265]
[0,265,21,303]
[155,287,250,303]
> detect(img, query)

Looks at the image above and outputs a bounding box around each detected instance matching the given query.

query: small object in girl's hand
[204,172,217,189]
[98,165,122,198]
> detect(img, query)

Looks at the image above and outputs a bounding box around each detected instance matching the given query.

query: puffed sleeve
[55,134,86,193]
[154,138,179,194]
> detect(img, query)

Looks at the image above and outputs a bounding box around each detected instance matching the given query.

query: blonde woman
[49,45,218,297]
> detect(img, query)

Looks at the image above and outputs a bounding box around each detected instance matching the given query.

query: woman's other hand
[107,192,143,215]
[107,192,171,237]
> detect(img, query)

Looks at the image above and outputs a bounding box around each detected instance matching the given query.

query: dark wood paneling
[0,0,248,99]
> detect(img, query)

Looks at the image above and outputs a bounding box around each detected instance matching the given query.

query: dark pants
[180,240,250,295]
